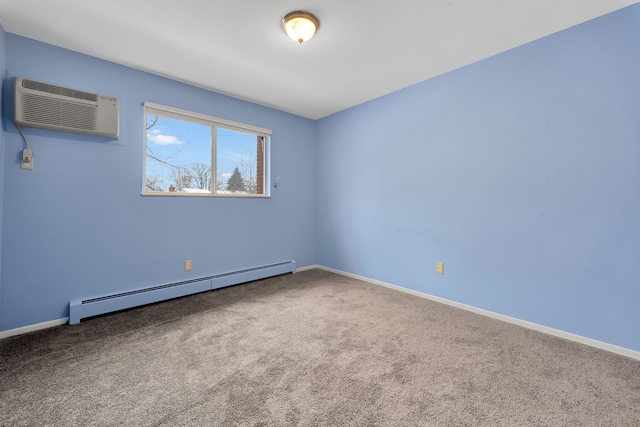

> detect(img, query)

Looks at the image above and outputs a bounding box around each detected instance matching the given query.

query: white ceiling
[0,0,637,119]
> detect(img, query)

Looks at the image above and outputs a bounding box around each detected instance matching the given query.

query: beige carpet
[1,269,639,426]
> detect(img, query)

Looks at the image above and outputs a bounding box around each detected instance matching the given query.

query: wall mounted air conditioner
[14,77,119,139]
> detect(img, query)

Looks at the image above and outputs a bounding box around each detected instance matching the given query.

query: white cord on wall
[17,125,34,170]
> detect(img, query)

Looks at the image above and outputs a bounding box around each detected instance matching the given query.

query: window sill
[141,192,271,198]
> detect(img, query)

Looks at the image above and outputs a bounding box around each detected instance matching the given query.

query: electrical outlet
[436,262,444,274]
[184,260,192,271]
[21,149,34,170]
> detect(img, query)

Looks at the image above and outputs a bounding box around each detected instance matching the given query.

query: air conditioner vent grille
[14,77,119,139]
[22,79,98,102]
[20,93,96,131]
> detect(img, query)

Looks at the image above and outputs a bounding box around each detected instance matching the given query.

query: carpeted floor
[1,269,639,426]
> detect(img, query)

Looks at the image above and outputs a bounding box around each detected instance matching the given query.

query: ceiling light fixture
[282,11,319,44]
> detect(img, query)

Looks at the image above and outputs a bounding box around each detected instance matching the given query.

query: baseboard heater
[68,260,296,325]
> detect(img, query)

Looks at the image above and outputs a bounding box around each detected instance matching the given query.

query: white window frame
[142,102,271,197]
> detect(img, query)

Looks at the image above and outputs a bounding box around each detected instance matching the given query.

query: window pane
[145,115,211,193]
[217,128,263,195]
[143,103,269,197]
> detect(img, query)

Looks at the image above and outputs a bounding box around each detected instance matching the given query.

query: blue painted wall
[0,23,6,317]
[317,5,640,351]
[0,35,317,330]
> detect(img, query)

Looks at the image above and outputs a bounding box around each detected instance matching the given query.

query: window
[143,102,270,197]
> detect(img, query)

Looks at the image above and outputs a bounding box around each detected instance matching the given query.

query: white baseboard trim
[315,265,640,361]
[0,318,68,340]
[296,264,321,272]
[3,267,638,360]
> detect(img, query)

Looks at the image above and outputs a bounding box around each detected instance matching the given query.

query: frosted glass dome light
[283,11,319,44]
